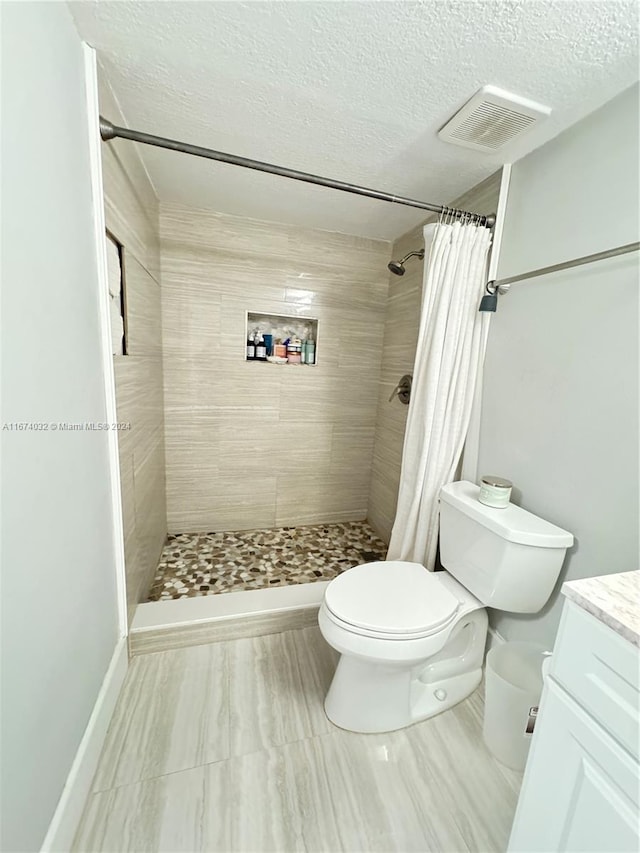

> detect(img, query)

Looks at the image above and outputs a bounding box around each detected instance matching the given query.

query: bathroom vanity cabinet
[508,574,639,853]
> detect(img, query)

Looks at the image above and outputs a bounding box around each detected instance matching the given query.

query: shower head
[388,260,406,276]
[387,249,425,276]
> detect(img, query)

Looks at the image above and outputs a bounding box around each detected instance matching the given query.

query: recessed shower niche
[245,311,318,365]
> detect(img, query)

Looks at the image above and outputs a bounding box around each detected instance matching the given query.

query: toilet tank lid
[440,481,574,548]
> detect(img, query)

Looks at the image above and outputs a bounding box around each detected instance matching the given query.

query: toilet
[318,480,573,733]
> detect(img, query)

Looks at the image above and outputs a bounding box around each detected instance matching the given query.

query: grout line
[85,725,345,796]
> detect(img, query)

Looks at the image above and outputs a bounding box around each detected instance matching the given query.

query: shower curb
[129,605,320,655]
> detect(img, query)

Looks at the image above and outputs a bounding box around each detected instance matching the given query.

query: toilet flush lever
[389,374,412,405]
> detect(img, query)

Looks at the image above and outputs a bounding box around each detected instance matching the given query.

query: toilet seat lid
[324,561,460,637]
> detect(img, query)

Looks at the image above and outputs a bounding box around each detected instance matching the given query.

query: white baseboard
[40,638,128,852]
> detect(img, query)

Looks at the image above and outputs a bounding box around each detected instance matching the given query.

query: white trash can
[483,641,548,771]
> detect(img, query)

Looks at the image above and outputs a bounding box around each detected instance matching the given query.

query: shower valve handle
[388,374,412,404]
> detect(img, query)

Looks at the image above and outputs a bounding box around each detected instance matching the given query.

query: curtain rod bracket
[100,118,117,141]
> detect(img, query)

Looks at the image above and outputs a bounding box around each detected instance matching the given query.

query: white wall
[478,84,639,648]
[0,5,121,850]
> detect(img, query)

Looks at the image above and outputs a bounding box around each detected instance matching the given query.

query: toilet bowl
[319,562,487,732]
[319,480,573,734]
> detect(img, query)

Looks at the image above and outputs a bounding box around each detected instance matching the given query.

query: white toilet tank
[439,481,573,613]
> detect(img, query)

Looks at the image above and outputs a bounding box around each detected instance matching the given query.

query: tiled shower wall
[367,171,503,543]
[160,204,391,532]
[99,71,168,620]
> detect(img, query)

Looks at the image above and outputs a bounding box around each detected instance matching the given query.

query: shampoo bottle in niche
[305,333,316,365]
[255,331,267,361]
[246,330,256,361]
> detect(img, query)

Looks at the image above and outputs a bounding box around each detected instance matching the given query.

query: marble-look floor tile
[76,703,518,853]
[295,696,520,853]
[78,626,521,853]
[92,643,229,791]
[405,687,522,853]
[229,626,338,757]
[76,733,433,853]
[291,731,439,853]
[74,762,229,853]
[228,747,306,852]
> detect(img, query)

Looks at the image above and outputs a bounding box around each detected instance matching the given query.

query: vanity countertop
[562,570,640,647]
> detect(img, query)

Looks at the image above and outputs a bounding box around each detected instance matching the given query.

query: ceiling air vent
[438,85,551,152]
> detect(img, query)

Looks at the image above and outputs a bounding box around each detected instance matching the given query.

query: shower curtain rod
[488,240,640,290]
[99,117,496,228]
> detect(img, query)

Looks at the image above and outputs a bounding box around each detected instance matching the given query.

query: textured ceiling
[70,1,639,240]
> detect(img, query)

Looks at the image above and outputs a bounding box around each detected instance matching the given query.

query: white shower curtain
[387,220,492,570]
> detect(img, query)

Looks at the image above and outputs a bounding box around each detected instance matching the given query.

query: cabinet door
[508,680,639,853]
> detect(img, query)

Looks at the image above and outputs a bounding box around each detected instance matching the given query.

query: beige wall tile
[115,357,165,471]
[161,203,290,258]
[161,282,222,361]
[288,227,391,274]
[164,409,221,475]
[275,471,370,527]
[134,437,167,594]
[164,359,283,414]
[113,358,139,462]
[161,204,391,532]
[118,454,143,625]
[218,422,332,477]
[367,471,400,544]
[162,250,288,300]
[167,475,278,534]
[329,425,376,478]
[279,367,380,425]
[102,143,160,284]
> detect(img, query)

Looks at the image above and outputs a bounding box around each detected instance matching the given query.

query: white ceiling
[70,1,639,240]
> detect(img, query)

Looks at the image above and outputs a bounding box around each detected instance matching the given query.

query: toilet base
[324,653,483,733]
[321,600,488,734]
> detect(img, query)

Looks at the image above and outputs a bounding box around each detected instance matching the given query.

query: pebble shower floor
[147,521,388,601]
